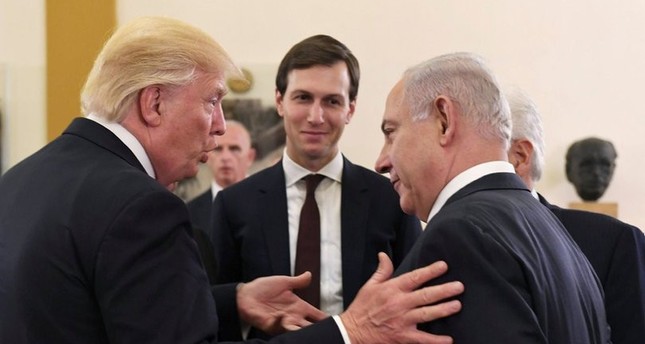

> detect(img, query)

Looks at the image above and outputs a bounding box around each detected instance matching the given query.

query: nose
[307,101,325,124]
[220,147,234,160]
[374,148,392,174]
[211,104,226,136]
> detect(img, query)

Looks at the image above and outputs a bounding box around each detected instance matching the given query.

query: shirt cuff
[332,315,352,344]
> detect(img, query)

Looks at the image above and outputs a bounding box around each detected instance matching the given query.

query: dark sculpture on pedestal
[566,137,617,202]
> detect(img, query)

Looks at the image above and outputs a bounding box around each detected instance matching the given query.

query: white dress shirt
[86,114,155,179]
[283,150,344,316]
[210,181,224,200]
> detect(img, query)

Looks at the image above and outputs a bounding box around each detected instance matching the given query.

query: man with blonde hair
[0,17,463,343]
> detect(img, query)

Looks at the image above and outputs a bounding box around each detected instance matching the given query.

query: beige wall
[3,0,644,229]
[0,0,46,171]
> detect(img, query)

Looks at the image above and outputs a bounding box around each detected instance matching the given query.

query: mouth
[302,130,326,138]
[391,178,401,192]
[199,153,209,163]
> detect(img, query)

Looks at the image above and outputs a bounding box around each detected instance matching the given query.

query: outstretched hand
[340,253,464,344]
[236,272,328,335]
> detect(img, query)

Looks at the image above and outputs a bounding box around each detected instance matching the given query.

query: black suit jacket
[188,190,219,284]
[211,158,421,337]
[0,118,343,343]
[539,194,645,344]
[188,189,215,233]
[394,173,609,343]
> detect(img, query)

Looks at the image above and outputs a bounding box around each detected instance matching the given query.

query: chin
[399,198,416,217]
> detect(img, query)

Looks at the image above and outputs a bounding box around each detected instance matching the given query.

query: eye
[293,93,311,102]
[324,97,344,106]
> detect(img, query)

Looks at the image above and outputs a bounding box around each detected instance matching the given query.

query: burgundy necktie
[294,174,325,307]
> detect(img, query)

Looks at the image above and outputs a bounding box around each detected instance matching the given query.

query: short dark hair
[275,34,360,101]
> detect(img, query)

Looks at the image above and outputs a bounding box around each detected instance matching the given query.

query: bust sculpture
[565,137,617,202]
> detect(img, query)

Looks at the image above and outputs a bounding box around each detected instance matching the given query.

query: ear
[275,89,285,118]
[345,99,356,124]
[508,139,533,178]
[247,147,257,165]
[433,95,456,146]
[139,85,163,127]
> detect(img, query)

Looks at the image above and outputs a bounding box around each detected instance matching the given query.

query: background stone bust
[565,137,617,201]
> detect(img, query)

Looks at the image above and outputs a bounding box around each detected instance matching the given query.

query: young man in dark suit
[375,52,610,342]
[506,88,645,344]
[0,17,464,344]
[210,35,422,339]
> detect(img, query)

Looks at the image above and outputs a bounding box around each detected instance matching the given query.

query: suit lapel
[340,157,369,306]
[258,162,292,275]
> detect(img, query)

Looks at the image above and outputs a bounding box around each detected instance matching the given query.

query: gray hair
[507,87,545,182]
[402,52,511,148]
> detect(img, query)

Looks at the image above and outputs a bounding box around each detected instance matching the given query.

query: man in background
[211,34,422,339]
[376,52,609,342]
[0,16,464,344]
[188,120,255,284]
[506,87,645,344]
[188,120,256,231]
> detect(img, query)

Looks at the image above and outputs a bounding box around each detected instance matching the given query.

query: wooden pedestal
[568,201,618,218]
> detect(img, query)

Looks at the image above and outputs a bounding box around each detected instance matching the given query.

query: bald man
[187,120,256,232]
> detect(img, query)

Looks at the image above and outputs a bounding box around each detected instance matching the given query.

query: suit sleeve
[603,226,645,343]
[412,217,546,343]
[217,317,343,344]
[94,189,218,343]
[210,191,243,284]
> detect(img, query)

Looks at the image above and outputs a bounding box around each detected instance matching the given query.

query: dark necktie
[294,174,325,307]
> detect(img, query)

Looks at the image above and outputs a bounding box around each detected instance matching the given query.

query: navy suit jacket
[540,194,645,344]
[0,118,343,343]
[211,159,421,327]
[394,173,610,343]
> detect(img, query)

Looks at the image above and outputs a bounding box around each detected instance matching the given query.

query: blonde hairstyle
[81,16,240,122]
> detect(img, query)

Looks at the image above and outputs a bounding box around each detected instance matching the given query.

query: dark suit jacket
[0,118,343,343]
[187,190,219,285]
[188,189,215,233]
[394,173,609,343]
[211,158,421,338]
[540,194,645,344]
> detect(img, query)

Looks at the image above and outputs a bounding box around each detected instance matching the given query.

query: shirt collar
[211,181,224,200]
[427,161,515,222]
[530,189,539,200]
[86,113,156,179]
[282,149,343,187]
